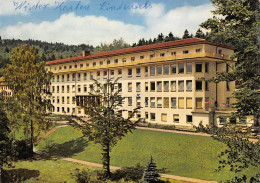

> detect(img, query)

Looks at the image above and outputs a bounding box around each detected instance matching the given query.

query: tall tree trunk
[102,143,111,178]
[30,119,34,156]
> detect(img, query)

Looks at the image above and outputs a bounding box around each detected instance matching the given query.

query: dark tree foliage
[182,29,193,39]
[69,78,142,178]
[195,28,205,38]
[201,0,260,126]
[0,102,11,183]
[143,156,160,183]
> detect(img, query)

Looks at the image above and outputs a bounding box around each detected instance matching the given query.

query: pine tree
[195,28,205,39]
[157,33,164,43]
[143,156,160,183]
[182,29,191,39]
[69,78,141,178]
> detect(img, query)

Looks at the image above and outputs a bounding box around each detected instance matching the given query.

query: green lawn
[5,156,99,183]
[36,126,259,182]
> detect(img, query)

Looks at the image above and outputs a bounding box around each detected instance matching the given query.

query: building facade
[45,38,237,127]
[0,77,12,99]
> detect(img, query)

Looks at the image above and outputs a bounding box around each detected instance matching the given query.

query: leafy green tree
[201,0,260,126]
[143,156,160,183]
[0,102,11,183]
[95,38,130,53]
[69,78,141,178]
[3,45,53,155]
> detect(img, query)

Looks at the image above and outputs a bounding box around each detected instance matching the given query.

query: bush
[71,168,105,183]
[12,139,32,160]
[112,163,144,182]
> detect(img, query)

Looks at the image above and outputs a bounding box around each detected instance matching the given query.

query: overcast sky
[0,0,214,46]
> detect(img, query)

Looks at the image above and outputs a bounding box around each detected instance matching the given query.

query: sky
[0,0,214,46]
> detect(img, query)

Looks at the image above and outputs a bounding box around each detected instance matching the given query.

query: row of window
[52,62,210,83]
[130,111,193,123]
[128,80,208,92]
[128,97,206,109]
[52,48,206,71]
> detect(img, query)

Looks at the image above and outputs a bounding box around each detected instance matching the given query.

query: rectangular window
[160,53,165,57]
[157,65,162,75]
[78,85,81,92]
[150,113,155,121]
[150,66,155,76]
[163,65,169,75]
[178,63,184,73]
[226,97,230,108]
[171,81,176,92]
[196,81,203,91]
[93,62,96,66]
[150,54,155,58]
[157,97,162,108]
[161,113,167,122]
[136,82,141,92]
[205,63,209,73]
[171,51,176,55]
[128,82,132,92]
[52,86,55,93]
[114,59,118,63]
[145,112,149,119]
[100,61,103,65]
[218,49,222,54]
[186,80,192,91]
[97,71,100,77]
[57,75,59,82]
[145,82,148,92]
[72,85,75,93]
[187,115,193,123]
[80,64,83,68]
[122,58,126,63]
[110,70,114,76]
[136,97,141,107]
[128,68,132,77]
[196,64,203,72]
[226,82,230,91]
[57,107,60,112]
[173,114,179,123]
[150,82,155,91]
[186,98,192,109]
[178,80,184,91]
[78,73,81,81]
[196,48,201,53]
[136,68,141,77]
[128,97,132,106]
[62,75,64,82]
[131,57,135,61]
[145,97,149,107]
[150,97,155,108]
[118,69,122,75]
[107,60,110,65]
[90,72,94,80]
[205,81,209,91]
[57,96,60,104]
[84,73,87,80]
[171,97,176,108]
[72,73,76,81]
[72,97,76,104]
[118,83,122,91]
[140,55,144,59]
[145,67,148,76]
[171,64,176,74]
[67,107,70,113]
[196,98,203,109]
[187,63,192,73]
[178,98,184,109]
[183,50,189,54]
[157,81,162,92]
[57,86,60,93]
[67,85,70,93]
[62,97,65,104]
[163,97,169,108]
[52,96,55,103]
[67,97,70,104]
[164,81,169,92]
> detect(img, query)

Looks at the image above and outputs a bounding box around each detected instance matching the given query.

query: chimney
[82,50,91,57]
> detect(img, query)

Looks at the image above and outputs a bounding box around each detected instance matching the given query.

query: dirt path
[34,150,217,183]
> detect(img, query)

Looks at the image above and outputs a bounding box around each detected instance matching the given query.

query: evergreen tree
[69,78,141,178]
[157,33,164,43]
[195,28,205,39]
[4,47,9,53]
[143,156,160,183]
[3,45,53,155]
[182,29,191,39]
[201,0,260,125]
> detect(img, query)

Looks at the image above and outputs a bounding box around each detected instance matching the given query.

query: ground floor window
[151,113,156,121]
[173,114,179,123]
[161,113,167,122]
[145,112,149,119]
[186,115,192,123]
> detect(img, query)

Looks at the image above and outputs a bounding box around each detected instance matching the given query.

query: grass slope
[37,126,258,182]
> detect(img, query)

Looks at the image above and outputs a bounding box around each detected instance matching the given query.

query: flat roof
[45,38,235,66]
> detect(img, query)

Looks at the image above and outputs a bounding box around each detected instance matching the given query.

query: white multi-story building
[45,38,237,127]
